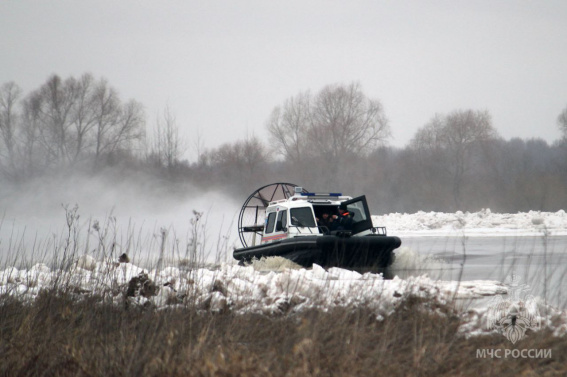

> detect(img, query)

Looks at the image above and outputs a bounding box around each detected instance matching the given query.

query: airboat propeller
[237,183,307,248]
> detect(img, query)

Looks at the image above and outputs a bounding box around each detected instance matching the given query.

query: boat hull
[233,235,401,270]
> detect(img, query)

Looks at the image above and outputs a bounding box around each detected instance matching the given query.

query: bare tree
[71,74,98,162]
[16,74,145,171]
[0,82,22,178]
[410,109,499,209]
[240,135,268,176]
[32,75,78,164]
[410,114,445,151]
[266,82,390,166]
[310,82,390,163]
[90,78,120,163]
[201,134,270,187]
[266,91,311,164]
[20,93,45,175]
[192,126,206,166]
[95,98,144,161]
[558,105,567,141]
[150,106,185,169]
[444,110,497,207]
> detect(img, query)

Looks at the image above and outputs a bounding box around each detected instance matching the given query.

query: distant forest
[1,74,567,214]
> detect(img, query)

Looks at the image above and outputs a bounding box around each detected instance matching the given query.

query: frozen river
[393,235,567,309]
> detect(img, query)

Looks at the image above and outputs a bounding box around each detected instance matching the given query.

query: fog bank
[0,171,241,265]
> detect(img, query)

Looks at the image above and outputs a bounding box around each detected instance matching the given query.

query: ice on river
[374,208,567,237]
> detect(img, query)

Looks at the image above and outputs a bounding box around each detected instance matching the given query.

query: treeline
[1,74,566,213]
[0,74,145,180]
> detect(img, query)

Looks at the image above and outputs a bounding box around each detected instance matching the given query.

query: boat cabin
[259,187,385,245]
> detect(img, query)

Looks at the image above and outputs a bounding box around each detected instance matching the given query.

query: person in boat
[330,208,354,231]
[317,212,334,231]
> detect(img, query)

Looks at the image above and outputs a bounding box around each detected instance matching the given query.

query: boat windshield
[265,212,277,233]
[290,207,316,227]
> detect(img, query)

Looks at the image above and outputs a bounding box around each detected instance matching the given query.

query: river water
[392,235,567,309]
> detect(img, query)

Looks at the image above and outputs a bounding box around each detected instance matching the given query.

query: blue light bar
[300,192,342,197]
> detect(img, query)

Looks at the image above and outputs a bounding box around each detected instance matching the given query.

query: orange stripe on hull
[261,234,288,243]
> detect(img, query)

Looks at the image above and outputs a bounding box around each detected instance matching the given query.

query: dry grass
[0,291,565,377]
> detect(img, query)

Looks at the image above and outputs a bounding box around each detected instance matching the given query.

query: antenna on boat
[237,183,308,247]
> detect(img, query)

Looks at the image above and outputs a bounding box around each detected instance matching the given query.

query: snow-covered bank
[0,260,507,313]
[1,208,566,340]
[0,258,565,339]
[374,209,567,237]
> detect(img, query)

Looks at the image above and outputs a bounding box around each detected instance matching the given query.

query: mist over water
[390,246,452,279]
[0,172,241,266]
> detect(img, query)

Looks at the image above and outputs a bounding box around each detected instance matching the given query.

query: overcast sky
[2,1,566,158]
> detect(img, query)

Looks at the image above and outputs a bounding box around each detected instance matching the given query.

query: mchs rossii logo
[486,273,541,344]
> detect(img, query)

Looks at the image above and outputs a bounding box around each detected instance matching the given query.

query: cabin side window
[290,207,316,227]
[265,212,277,234]
[276,210,287,232]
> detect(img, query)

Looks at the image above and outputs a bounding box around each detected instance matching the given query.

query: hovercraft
[234,183,401,271]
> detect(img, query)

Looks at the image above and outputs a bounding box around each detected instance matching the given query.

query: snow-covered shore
[1,256,565,339]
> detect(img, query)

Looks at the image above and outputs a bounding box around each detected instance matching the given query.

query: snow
[0,208,566,339]
[0,258,564,338]
[375,209,567,237]
[0,259,510,315]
